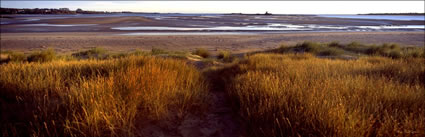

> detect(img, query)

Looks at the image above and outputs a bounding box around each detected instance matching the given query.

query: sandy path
[138,80,240,137]
[177,90,240,137]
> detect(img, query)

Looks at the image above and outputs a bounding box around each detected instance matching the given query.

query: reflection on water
[319,15,425,21]
[21,24,97,27]
[118,32,259,36]
[111,26,314,31]
[111,24,425,31]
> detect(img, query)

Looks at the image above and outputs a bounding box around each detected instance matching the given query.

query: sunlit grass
[224,53,425,137]
[0,55,207,136]
[1,41,424,136]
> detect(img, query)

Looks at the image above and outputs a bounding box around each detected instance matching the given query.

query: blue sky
[1,1,424,14]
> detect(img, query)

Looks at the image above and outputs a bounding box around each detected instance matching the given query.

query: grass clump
[217,50,234,62]
[0,56,207,137]
[151,47,168,55]
[27,48,56,63]
[193,48,210,58]
[297,41,323,53]
[223,53,425,137]
[0,51,26,63]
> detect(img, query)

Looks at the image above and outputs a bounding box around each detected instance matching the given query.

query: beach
[1,31,424,54]
[1,14,424,54]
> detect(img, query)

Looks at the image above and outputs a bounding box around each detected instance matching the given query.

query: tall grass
[0,56,207,137]
[225,54,425,137]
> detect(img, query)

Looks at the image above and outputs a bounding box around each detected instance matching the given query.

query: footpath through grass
[1,41,424,137]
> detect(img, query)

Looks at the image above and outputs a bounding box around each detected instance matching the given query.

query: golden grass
[1,47,425,136]
[0,56,207,137]
[226,54,425,137]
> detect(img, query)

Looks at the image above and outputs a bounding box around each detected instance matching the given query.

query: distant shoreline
[358,13,425,16]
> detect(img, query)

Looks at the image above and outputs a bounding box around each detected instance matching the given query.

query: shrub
[297,41,323,53]
[0,51,27,63]
[72,47,107,59]
[151,47,168,55]
[193,48,210,58]
[328,41,341,48]
[27,48,56,62]
[217,50,234,62]
[319,47,345,56]
[389,50,402,59]
[347,41,364,48]
[402,47,424,58]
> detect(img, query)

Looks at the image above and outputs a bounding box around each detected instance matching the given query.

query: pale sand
[1,31,424,54]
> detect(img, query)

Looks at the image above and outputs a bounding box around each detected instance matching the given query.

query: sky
[0,1,424,14]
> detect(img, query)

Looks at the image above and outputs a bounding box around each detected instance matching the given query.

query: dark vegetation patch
[270,41,424,59]
[193,48,211,58]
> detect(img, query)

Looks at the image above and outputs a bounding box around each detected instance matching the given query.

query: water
[22,23,96,27]
[118,32,258,36]
[111,24,425,31]
[10,13,222,19]
[319,14,425,21]
[111,25,314,31]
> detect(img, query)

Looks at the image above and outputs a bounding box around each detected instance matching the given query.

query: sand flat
[46,16,153,24]
[1,31,423,54]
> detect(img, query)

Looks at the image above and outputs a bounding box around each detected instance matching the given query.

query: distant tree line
[0,7,126,14]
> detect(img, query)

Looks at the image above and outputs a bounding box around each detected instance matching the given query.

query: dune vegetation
[0,55,207,136]
[218,53,425,137]
[1,41,424,137]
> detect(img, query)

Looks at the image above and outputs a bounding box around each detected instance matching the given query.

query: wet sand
[1,15,424,33]
[1,31,424,54]
[1,15,424,54]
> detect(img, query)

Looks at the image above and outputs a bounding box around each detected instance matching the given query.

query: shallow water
[118,32,259,36]
[111,24,424,31]
[21,23,97,27]
[319,15,425,21]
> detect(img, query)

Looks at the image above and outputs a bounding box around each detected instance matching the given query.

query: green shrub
[319,47,345,56]
[389,50,402,59]
[328,41,341,48]
[72,47,107,59]
[403,48,424,58]
[27,49,56,63]
[193,48,210,58]
[1,51,27,63]
[297,41,322,53]
[151,48,168,55]
[131,50,149,56]
[217,50,234,62]
[347,41,364,48]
